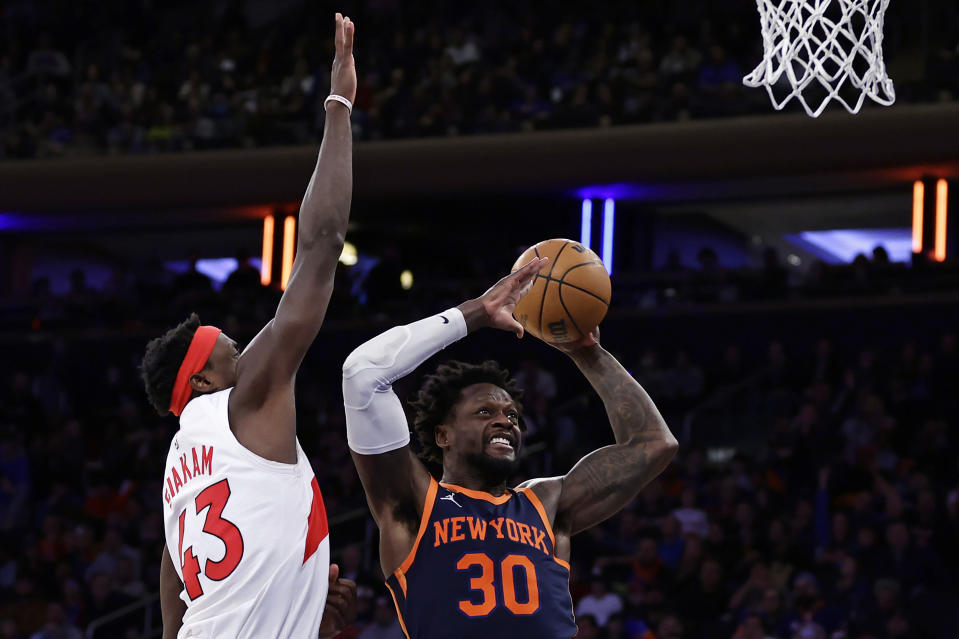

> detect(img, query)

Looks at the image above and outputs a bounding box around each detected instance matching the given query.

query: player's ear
[435,424,450,451]
[189,371,214,393]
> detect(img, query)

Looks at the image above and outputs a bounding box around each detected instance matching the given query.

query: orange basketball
[511,238,611,344]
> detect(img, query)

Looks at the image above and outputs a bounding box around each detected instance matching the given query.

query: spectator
[575,577,624,628]
[673,487,709,539]
[697,45,742,91]
[851,578,912,638]
[658,515,686,571]
[729,562,773,614]
[357,597,404,639]
[656,614,685,639]
[514,358,558,402]
[660,36,702,77]
[733,613,774,639]
[27,603,81,639]
[676,558,727,639]
[576,614,602,639]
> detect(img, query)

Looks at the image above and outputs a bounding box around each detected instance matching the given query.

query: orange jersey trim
[439,482,515,504]
[518,488,555,548]
[385,580,412,639]
[518,487,571,571]
[398,477,439,575]
[393,568,408,596]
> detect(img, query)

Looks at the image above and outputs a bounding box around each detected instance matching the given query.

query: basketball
[511,239,611,344]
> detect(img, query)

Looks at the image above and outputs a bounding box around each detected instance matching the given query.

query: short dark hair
[409,360,524,466]
[140,313,201,416]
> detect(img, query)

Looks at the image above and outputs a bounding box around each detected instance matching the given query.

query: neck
[439,468,509,496]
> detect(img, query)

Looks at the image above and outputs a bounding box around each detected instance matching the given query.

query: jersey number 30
[457,553,540,616]
[177,479,244,599]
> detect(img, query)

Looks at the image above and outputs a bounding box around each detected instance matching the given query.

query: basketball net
[744,0,896,117]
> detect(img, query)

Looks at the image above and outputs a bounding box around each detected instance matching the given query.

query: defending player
[140,14,357,639]
[342,258,679,638]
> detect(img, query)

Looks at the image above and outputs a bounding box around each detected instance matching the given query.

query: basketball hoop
[744,0,896,118]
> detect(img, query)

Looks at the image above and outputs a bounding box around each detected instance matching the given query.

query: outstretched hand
[479,257,549,338]
[331,13,356,103]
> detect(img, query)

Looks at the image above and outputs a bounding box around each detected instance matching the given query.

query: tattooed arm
[519,334,677,552]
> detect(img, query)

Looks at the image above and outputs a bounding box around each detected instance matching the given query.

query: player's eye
[477,408,490,415]
[507,412,518,421]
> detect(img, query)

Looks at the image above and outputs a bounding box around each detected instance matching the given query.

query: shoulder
[515,476,563,521]
[182,388,232,423]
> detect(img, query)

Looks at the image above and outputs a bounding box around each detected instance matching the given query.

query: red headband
[169,325,222,417]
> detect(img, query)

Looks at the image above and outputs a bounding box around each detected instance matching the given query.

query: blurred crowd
[2,0,958,159]
[625,246,959,310]
[8,243,959,337]
[1,244,959,638]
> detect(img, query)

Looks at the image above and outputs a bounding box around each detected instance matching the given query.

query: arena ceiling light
[579,198,615,276]
[935,179,949,263]
[339,241,358,266]
[580,200,592,249]
[602,199,615,276]
[280,216,296,290]
[261,215,275,286]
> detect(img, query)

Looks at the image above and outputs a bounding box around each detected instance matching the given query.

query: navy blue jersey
[385,478,576,639]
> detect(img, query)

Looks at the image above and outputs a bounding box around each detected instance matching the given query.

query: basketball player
[342,258,679,638]
[140,14,357,639]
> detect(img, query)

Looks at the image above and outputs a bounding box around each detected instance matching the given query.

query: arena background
[1,1,958,637]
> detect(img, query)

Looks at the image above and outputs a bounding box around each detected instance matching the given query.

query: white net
[744,0,896,117]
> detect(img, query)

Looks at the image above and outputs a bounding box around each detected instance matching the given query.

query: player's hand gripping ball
[511,239,610,344]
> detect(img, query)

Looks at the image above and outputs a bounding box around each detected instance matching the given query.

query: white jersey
[162,388,330,639]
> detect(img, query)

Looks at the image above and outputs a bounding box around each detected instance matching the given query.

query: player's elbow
[654,432,680,465]
[625,425,678,465]
[342,326,408,396]
[299,228,346,257]
[662,435,680,459]
[341,349,376,399]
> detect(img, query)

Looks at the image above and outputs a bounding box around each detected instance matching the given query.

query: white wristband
[324,94,353,114]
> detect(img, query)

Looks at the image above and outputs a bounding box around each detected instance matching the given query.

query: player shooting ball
[342,248,679,638]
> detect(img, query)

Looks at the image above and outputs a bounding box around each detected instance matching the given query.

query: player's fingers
[337,577,357,596]
[323,607,346,631]
[324,598,349,622]
[514,267,541,298]
[329,578,356,595]
[516,256,547,279]
[344,17,354,53]
[328,581,356,601]
[510,317,525,339]
[512,257,538,281]
[325,590,355,625]
[511,257,545,291]
[326,589,350,610]
[328,563,340,584]
[334,13,343,54]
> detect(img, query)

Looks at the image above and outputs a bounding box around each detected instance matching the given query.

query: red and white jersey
[162,388,330,639]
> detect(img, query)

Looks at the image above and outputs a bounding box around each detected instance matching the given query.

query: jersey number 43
[177,478,244,599]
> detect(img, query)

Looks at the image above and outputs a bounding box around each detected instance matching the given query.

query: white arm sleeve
[342,308,468,455]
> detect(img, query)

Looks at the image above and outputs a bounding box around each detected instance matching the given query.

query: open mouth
[487,432,517,453]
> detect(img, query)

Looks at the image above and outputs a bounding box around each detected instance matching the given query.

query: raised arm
[522,332,678,543]
[343,259,546,575]
[229,14,356,461]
